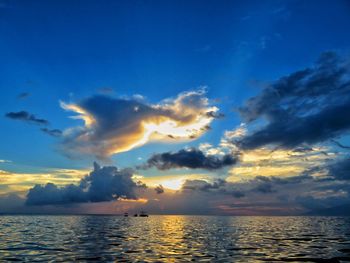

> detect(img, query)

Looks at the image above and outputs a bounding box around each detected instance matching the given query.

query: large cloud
[140,148,238,170]
[26,162,142,205]
[60,89,219,159]
[237,52,350,150]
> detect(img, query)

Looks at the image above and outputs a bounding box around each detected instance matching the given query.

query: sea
[0,215,349,262]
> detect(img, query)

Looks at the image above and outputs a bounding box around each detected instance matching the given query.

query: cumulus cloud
[60,89,219,159]
[141,148,238,171]
[5,111,49,125]
[237,51,350,150]
[26,162,142,205]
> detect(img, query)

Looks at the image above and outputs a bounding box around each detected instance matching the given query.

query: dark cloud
[327,158,350,180]
[206,111,225,119]
[154,185,164,194]
[182,179,226,191]
[296,195,350,211]
[5,111,49,125]
[26,162,141,205]
[181,179,237,199]
[41,128,62,137]
[253,179,275,193]
[182,174,314,199]
[181,179,246,198]
[141,148,238,171]
[0,193,25,212]
[17,92,30,99]
[237,51,350,150]
[26,183,87,205]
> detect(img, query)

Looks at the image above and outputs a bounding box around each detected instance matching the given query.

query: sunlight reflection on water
[0,215,350,262]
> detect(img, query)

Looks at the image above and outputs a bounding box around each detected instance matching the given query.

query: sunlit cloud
[227,146,333,181]
[202,125,336,183]
[0,168,88,196]
[60,89,219,159]
[136,174,209,191]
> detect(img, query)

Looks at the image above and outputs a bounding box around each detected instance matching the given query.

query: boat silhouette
[139,211,149,217]
[131,211,149,217]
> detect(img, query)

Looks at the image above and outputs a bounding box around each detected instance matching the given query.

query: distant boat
[139,211,149,217]
[124,212,128,217]
[133,213,138,217]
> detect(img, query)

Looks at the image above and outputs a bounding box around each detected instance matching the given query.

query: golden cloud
[60,89,219,159]
[227,146,333,182]
[0,168,88,196]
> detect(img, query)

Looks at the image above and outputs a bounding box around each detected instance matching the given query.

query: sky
[1,0,350,215]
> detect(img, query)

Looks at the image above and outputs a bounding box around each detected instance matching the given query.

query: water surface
[0,215,350,262]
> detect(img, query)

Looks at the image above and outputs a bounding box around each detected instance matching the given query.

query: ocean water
[0,216,350,262]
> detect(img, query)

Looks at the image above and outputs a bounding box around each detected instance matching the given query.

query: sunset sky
[1,0,350,215]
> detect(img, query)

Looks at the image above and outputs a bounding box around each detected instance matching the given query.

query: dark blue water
[0,215,350,262]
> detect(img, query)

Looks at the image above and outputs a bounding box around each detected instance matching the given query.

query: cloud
[41,128,63,137]
[227,146,332,181]
[0,193,25,212]
[296,194,350,211]
[26,162,142,205]
[97,87,114,95]
[237,51,350,150]
[5,111,49,125]
[17,92,31,99]
[60,89,219,159]
[26,183,87,205]
[141,148,238,171]
[327,158,350,180]
[154,185,164,194]
[177,172,350,215]
[2,163,349,215]
[182,179,227,191]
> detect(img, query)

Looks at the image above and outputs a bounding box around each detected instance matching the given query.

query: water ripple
[0,216,349,262]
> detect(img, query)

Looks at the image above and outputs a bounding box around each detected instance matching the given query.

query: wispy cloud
[17,92,31,100]
[5,111,49,125]
[41,128,62,137]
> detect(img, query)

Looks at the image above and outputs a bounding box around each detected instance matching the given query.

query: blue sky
[1,0,350,215]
